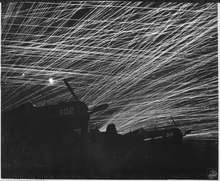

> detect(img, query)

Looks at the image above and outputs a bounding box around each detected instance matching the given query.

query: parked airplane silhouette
[2,79,108,144]
[3,79,191,145]
[2,78,194,179]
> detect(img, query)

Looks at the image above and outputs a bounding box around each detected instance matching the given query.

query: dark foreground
[1,135,218,179]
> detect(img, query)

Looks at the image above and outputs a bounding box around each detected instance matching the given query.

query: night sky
[1,2,218,137]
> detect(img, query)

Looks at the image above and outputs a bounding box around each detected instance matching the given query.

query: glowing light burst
[1,2,218,136]
[48,78,54,85]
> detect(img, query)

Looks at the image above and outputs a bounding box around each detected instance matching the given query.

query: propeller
[170,116,178,128]
[88,103,109,115]
[63,79,79,101]
[63,79,108,115]
[183,129,192,136]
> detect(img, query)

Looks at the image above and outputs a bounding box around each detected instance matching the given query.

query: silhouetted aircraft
[2,78,191,146]
[2,79,108,145]
[123,120,191,145]
[91,117,191,147]
[2,78,194,179]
